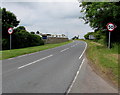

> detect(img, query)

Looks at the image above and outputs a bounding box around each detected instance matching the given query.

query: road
[2,41,87,94]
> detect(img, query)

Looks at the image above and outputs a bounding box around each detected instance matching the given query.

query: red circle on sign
[8,28,13,34]
[106,23,115,32]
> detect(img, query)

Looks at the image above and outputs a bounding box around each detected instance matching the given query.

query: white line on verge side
[66,58,85,94]
[60,48,69,52]
[79,42,87,59]
[18,54,53,69]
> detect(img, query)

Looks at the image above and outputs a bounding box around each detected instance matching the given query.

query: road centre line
[71,45,74,47]
[70,43,78,48]
[18,54,28,58]
[60,48,69,52]
[66,58,85,94]
[18,54,53,69]
[7,43,73,60]
[71,45,76,48]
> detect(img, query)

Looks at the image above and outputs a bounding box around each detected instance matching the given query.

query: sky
[2,0,94,39]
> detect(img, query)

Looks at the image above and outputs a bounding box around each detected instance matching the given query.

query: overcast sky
[2,0,94,39]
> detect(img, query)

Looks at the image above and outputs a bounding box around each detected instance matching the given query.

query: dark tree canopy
[2,8,20,38]
[31,32,35,34]
[80,2,120,44]
[13,26,27,34]
[36,31,40,34]
[2,8,44,50]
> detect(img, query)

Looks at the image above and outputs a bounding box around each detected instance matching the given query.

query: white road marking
[79,42,87,59]
[70,43,78,48]
[18,54,27,58]
[6,43,72,60]
[18,54,53,69]
[66,58,85,94]
[7,58,15,60]
[60,48,69,52]
[66,41,87,94]
[71,45,76,47]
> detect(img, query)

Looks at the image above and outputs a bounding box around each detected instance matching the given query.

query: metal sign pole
[10,34,12,50]
[108,31,111,49]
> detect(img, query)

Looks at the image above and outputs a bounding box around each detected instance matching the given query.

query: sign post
[8,28,13,50]
[106,23,115,49]
[10,34,12,50]
[108,31,111,49]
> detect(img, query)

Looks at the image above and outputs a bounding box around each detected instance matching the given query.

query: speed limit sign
[106,23,115,32]
[8,27,13,34]
[8,27,14,50]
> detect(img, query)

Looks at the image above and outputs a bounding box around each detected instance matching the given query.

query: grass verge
[85,40,119,87]
[1,41,72,60]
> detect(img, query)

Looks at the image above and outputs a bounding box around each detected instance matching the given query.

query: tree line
[80,2,120,46]
[1,8,44,50]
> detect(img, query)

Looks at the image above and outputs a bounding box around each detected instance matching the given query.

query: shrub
[2,39,9,50]
[12,31,44,49]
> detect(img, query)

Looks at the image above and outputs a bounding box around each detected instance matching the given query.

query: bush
[2,39,9,50]
[111,43,120,53]
[84,32,94,39]
[2,25,44,50]
[12,31,44,49]
[27,34,44,46]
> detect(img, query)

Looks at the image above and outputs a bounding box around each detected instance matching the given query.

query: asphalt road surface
[2,41,87,93]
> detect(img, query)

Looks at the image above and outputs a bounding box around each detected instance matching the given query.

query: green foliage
[2,39,9,50]
[86,40,118,84]
[31,32,35,34]
[2,8,20,38]
[36,31,40,34]
[84,32,94,39]
[14,26,26,33]
[2,41,71,60]
[2,8,44,50]
[12,31,44,49]
[111,43,120,54]
[80,2,120,45]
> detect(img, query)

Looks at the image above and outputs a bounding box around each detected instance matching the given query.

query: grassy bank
[1,41,72,60]
[85,40,119,86]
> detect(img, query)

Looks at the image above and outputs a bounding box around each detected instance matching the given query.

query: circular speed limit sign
[8,28,13,34]
[106,23,115,32]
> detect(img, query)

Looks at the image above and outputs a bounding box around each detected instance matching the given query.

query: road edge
[65,41,87,95]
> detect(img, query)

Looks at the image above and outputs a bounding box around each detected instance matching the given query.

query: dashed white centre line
[18,54,53,69]
[70,43,78,48]
[71,45,75,47]
[60,48,69,52]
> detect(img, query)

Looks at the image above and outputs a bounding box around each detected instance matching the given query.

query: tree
[1,8,44,50]
[31,32,35,34]
[80,2,120,44]
[13,26,27,33]
[2,8,20,38]
[36,31,40,34]
[84,32,94,40]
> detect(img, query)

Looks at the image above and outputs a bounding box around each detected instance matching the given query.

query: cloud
[2,2,93,39]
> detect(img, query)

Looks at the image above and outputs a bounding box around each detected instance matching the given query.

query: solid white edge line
[79,42,87,59]
[66,41,87,94]
[66,58,85,94]
[18,54,53,69]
